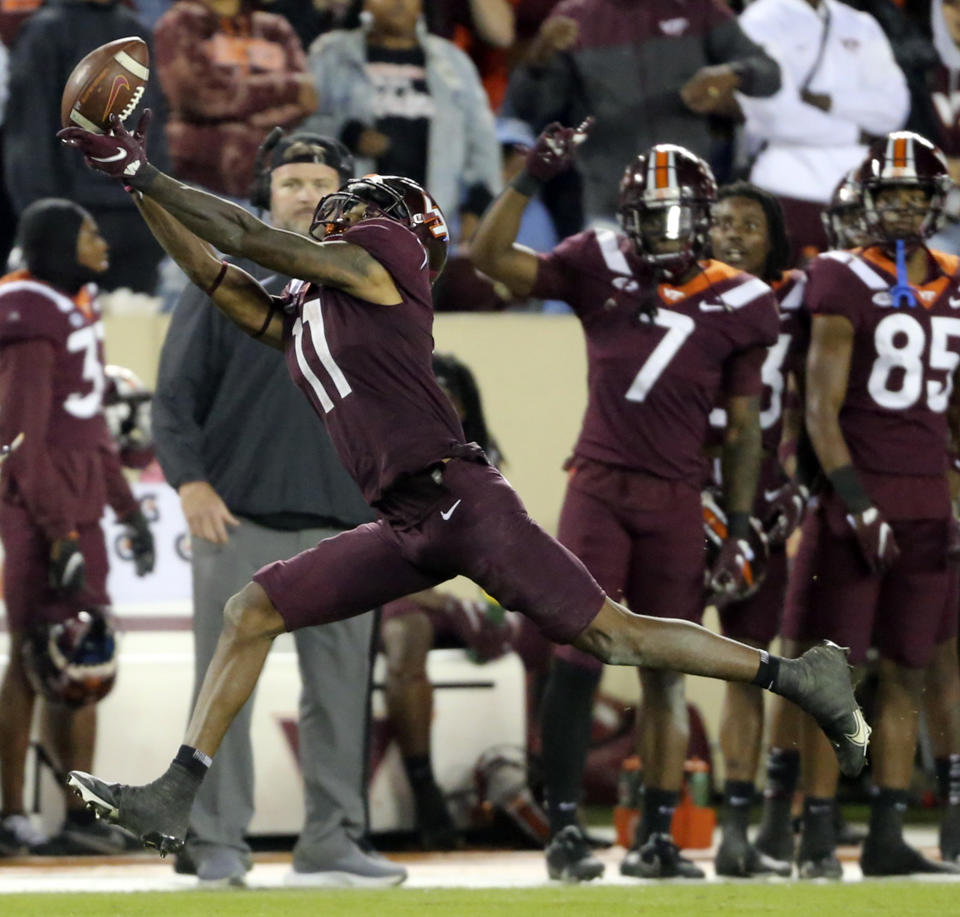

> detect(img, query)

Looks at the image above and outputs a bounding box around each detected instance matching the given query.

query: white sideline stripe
[114,50,149,81]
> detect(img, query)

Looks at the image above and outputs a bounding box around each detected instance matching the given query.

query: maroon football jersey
[707,268,808,456]
[0,271,107,449]
[805,247,960,478]
[533,229,779,486]
[281,218,465,506]
[0,270,121,535]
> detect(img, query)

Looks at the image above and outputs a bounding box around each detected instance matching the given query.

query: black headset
[248,127,356,212]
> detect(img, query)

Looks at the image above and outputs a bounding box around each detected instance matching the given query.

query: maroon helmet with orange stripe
[857,131,952,243]
[618,144,718,282]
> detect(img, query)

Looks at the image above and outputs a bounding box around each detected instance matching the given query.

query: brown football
[60,37,150,134]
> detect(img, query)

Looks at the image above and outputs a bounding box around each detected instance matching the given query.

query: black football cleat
[779,642,870,778]
[545,825,605,882]
[620,833,705,879]
[715,832,792,878]
[67,768,196,857]
[797,852,843,879]
[413,783,460,851]
[860,837,960,876]
[754,815,795,864]
[939,805,960,864]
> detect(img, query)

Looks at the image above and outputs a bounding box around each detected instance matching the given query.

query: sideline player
[56,114,867,856]
[784,132,960,878]
[706,181,806,877]
[0,200,154,856]
[472,135,782,881]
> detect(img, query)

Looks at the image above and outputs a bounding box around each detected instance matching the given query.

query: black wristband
[511,172,544,198]
[127,161,159,191]
[728,511,751,540]
[828,463,872,515]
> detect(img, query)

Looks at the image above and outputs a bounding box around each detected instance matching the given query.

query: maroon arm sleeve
[0,340,75,539]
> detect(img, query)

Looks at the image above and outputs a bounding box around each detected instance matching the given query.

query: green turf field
[2,883,958,917]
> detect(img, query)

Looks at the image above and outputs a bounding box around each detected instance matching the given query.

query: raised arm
[471,119,590,296]
[58,114,401,306]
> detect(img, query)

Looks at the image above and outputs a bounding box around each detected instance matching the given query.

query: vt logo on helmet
[618,144,718,283]
[857,131,952,246]
[310,174,450,282]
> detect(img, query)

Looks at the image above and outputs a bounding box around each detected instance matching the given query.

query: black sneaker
[31,819,139,856]
[860,836,960,876]
[715,831,792,877]
[0,823,25,858]
[545,825,605,882]
[620,833,705,879]
[797,852,843,879]
[754,816,795,864]
[67,767,197,857]
[779,642,870,778]
[413,782,459,851]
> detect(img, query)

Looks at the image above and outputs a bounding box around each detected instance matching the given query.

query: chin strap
[889,238,917,308]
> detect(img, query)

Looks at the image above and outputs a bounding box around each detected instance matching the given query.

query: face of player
[310,194,372,241]
[710,196,771,277]
[365,0,422,38]
[944,0,960,46]
[636,204,694,256]
[874,185,931,240]
[75,217,109,274]
[270,162,342,236]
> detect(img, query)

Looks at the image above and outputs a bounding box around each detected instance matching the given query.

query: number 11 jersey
[532,228,780,486]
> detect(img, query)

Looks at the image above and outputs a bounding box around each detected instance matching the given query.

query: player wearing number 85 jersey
[472,137,780,880]
[57,115,869,865]
[785,131,960,878]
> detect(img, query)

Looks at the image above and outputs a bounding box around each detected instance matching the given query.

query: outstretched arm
[134,195,285,348]
[59,116,400,305]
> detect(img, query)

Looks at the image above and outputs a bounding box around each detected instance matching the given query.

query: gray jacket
[153,261,374,528]
[505,0,781,221]
[303,25,502,226]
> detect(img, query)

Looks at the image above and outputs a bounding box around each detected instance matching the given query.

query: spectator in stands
[736,0,909,261]
[0,38,13,268]
[0,200,154,856]
[3,0,169,293]
[503,0,782,226]
[303,0,501,242]
[153,0,317,199]
[928,0,960,254]
[152,130,405,888]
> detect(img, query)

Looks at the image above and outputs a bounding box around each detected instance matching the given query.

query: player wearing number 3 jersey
[472,134,781,880]
[785,131,960,878]
[57,114,868,862]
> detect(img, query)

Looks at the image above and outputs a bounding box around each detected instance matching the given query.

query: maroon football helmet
[857,131,952,244]
[822,169,869,250]
[22,607,118,708]
[310,174,450,282]
[619,144,718,282]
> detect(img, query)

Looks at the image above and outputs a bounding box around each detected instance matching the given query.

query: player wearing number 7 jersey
[57,114,869,863]
[472,131,787,881]
[785,130,960,878]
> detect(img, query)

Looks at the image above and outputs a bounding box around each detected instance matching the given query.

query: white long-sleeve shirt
[737,0,909,203]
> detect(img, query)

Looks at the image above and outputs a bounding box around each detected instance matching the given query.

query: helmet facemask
[862,181,944,248]
[620,198,711,283]
[309,180,411,241]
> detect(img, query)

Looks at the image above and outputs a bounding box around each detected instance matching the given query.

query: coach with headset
[152,130,406,888]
